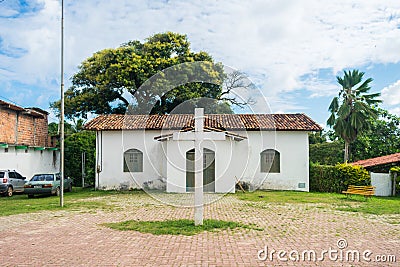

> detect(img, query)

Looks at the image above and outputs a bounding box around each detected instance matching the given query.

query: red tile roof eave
[351,153,400,168]
[0,101,25,112]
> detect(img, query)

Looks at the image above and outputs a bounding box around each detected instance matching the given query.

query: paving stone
[0,193,398,266]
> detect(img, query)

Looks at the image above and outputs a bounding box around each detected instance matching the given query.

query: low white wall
[371,172,392,196]
[0,146,60,180]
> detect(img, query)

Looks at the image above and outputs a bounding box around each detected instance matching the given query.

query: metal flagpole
[60,0,65,207]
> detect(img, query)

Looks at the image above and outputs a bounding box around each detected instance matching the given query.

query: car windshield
[31,174,54,182]
[0,172,4,178]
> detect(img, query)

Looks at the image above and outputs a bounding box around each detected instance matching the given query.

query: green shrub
[309,141,343,165]
[65,131,96,187]
[310,163,370,193]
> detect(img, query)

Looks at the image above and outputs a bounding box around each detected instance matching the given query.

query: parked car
[24,173,72,198]
[0,170,26,197]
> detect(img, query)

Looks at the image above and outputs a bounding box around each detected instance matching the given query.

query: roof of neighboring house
[0,100,48,118]
[85,113,322,131]
[351,153,400,168]
[0,100,25,112]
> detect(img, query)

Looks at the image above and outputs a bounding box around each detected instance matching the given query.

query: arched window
[260,149,280,173]
[123,149,143,172]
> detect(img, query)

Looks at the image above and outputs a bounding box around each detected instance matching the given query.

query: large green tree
[351,108,400,161]
[311,109,400,165]
[52,32,240,118]
[327,69,382,162]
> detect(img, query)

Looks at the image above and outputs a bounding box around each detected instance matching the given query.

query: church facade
[85,113,321,193]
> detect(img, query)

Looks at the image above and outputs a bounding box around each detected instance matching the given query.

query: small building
[85,113,321,193]
[0,100,60,179]
[352,153,400,196]
[352,153,400,172]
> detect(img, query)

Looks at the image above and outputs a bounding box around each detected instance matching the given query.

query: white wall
[243,131,310,191]
[96,129,310,192]
[0,146,60,179]
[371,172,392,196]
[96,130,169,190]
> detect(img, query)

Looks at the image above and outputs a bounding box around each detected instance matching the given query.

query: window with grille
[260,149,280,173]
[123,149,143,172]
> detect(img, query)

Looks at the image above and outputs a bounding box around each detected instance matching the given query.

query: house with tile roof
[352,153,400,172]
[85,113,322,193]
[0,100,60,180]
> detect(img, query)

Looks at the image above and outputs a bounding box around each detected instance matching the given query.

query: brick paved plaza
[0,193,398,266]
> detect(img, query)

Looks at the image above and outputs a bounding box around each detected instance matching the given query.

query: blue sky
[0,0,400,128]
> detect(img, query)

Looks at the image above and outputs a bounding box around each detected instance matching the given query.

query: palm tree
[327,70,382,162]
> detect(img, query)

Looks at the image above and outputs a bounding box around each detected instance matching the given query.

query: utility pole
[60,0,65,207]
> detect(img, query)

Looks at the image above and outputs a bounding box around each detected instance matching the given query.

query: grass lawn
[1,188,398,217]
[236,190,400,215]
[104,219,262,236]
[0,188,136,216]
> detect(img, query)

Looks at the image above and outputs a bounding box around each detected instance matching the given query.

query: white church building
[85,112,321,193]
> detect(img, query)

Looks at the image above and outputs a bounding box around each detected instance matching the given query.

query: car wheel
[5,186,13,197]
[56,187,61,197]
[28,194,34,198]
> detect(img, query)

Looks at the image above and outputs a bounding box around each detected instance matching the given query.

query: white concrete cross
[173,108,225,225]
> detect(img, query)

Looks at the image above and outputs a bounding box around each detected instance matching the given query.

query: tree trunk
[344,141,350,163]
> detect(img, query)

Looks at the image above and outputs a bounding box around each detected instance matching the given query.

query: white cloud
[1,0,400,112]
[381,79,400,114]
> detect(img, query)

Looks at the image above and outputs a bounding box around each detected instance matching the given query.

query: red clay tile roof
[351,153,400,168]
[0,100,47,118]
[85,113,322,131]
[0,100,25,112]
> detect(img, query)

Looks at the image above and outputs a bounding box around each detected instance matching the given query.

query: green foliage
[351,109,400,161]
[310,163,370,193]
[64,131,96,186]
[313,109,400,163]
[236,190,400,216]
[0,188,117,216]
[48,119,86,136]
[309,140,343,165]
[327,69,382,161]
[390,166,400,173]
[104,219,261,236]
[308,131,327,144]
[51,32,238,118]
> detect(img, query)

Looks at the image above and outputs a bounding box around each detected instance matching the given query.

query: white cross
[173,108,225,225]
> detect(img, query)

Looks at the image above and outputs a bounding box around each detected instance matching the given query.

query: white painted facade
[94,129,310,192]
[0,146,60,180]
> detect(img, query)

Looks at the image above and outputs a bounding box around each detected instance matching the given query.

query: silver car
[24,173,72,198]
[0,170,26,197]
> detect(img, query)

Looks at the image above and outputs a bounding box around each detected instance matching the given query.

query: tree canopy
[52,32,241,118]
[351,108,400,161]
[327,69,382,162]
[313,108,400,165]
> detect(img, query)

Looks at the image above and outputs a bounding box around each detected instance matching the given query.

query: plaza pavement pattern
[0,193,398,266]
